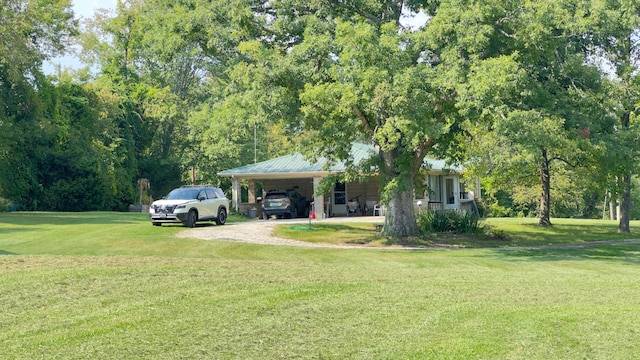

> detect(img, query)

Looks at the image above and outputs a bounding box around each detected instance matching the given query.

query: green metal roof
[218,143,463,178]
[218,143,375,177]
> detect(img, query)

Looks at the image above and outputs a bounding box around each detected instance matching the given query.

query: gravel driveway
[177,216,385,248]
[177,216,640,250]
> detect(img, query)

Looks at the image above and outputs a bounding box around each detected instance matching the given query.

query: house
[218,143,479,217]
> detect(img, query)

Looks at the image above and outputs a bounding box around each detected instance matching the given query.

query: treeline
[1,0,640,229]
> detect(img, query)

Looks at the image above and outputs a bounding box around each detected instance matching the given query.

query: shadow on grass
[0,249,18,255]
[493,222,637,244]
[0,227,44,236]
[0,212,146,226]
[489,242,640,265]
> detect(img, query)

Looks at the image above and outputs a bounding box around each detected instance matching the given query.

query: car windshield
[165,188,200,200]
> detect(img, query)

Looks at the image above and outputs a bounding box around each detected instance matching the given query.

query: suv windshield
[166,188,200,200]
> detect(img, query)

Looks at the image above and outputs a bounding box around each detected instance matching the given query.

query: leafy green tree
[0,0,78,209]
[38,80,110,211]
[294,16,459,237]
[193,0,463,238]
[593,0,640,233]
[0,0,77,80]
[80,1,192,198]
[452,0,608,226]
[80,0,274,197]
[0,71,50,209]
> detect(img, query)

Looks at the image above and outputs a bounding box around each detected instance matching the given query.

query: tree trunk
[610,193,616,220]
[539,149,552,226]
[383,187,420,240]
[379,148,420,240]
[618,111,631,233]
[618,174,631,233]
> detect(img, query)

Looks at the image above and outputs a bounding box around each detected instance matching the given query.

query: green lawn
[274,217,640,248]
[2,212,640,359]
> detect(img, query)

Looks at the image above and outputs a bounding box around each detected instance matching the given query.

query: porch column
[248,179,257,203]
[231,176,241,211]
[313,177,324,218]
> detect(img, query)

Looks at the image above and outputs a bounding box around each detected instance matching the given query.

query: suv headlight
[176,204,187,209]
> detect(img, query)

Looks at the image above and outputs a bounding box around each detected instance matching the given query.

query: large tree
[199,0,462,238]
[0,0,77,79]
[445,0,608,226]
[594,0,640,233]
[0,0,78,209]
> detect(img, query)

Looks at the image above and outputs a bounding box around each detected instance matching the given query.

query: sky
[74,0,117,19]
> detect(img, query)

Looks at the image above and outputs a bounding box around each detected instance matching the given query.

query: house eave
[218,171,334,180]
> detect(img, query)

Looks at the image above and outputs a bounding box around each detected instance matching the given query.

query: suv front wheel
[186,209,198,228]
[215,208,227,225]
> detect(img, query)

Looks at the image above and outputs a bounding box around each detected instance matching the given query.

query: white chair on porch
[373,204,386,216]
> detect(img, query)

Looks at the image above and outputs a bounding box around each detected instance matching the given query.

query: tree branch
[413,138,434,175]
[550,156,577,168]
[352,105,375,136]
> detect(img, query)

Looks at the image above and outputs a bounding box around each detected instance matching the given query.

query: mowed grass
[2,212,640,359]
[274,217,640,248]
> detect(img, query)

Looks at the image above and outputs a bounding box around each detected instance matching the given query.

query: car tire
[215,207,227,225]
[186,209,198,228]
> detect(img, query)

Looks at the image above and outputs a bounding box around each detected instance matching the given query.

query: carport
[218,143,379,218]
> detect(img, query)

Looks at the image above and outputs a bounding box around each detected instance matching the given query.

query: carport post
[231,176,241,212]
[313,177,324,218]
[248,180,257,204]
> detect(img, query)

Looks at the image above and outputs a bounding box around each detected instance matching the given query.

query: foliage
[0,0,77,195]
[590,0,640,232]
[455,0,609,227]
[203,0,468,238]
[417,210,483,234]
[0,197,14,212]
[0,0,77,80]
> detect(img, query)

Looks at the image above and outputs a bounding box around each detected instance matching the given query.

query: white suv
[149,185,229,227]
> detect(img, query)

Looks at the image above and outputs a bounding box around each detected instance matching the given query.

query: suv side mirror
[198,196,206,201]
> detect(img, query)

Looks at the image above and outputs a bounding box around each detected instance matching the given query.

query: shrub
[418,210,483,234]
[0,197,15,212]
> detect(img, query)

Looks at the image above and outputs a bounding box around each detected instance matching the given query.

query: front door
[333,182,347,216]
[444,177,458,210]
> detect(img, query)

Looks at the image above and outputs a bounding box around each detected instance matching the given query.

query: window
[334,182,346,205]
[445,178,455,205]
[206,188,216,199]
